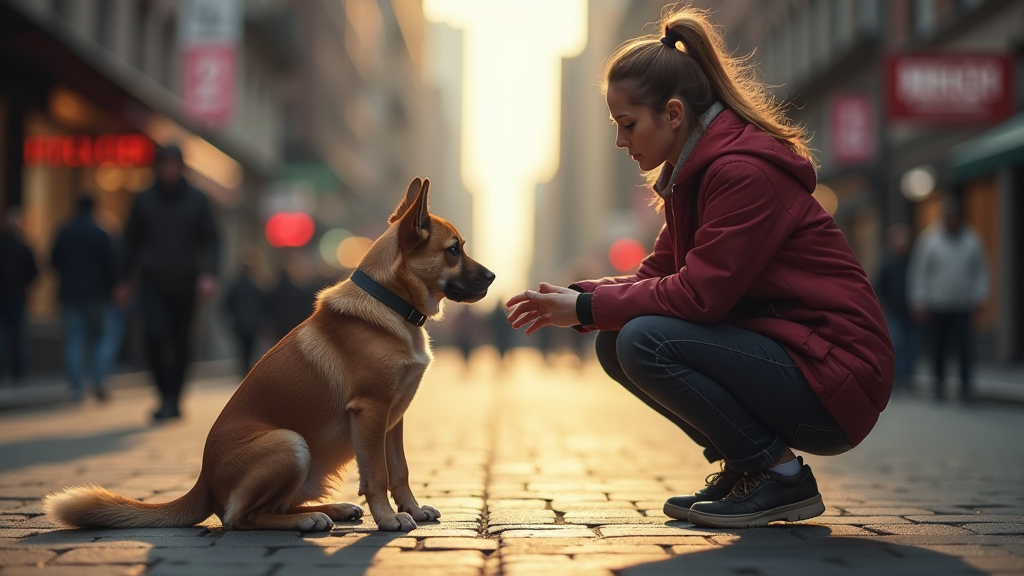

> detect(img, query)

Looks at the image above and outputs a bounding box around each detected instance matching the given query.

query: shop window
[964,178,999,333]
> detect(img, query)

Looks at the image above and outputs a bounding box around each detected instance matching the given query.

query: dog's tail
[43,476,213,529]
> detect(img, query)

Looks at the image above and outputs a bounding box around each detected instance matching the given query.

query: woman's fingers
[505,292,531,307]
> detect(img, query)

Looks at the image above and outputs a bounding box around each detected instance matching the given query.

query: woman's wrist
[575,292,594,326]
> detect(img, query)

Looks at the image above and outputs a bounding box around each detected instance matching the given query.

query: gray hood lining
[653,101,724,198]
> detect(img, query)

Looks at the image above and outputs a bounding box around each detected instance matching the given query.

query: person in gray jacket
[907,196,990,401]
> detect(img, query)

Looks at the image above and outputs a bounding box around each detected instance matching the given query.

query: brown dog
[43,178,494,532]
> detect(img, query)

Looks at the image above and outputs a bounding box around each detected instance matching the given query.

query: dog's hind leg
[290,503,363,522]
[218,429,334,532]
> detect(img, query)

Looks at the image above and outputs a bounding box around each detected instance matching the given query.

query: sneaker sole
[686,494,825,528]
[663,501,692,520]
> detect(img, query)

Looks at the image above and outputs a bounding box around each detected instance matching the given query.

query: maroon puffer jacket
[573,108,894,447]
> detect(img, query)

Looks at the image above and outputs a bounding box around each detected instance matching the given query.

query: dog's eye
[448,245,460,256]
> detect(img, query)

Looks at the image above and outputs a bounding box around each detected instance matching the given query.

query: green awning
[950,114,1024,183]
[276,162,347,193]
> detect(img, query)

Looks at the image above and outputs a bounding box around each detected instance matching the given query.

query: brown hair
[604,4,815,166]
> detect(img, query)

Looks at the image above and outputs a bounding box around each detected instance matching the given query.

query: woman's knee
[594,331,622,378]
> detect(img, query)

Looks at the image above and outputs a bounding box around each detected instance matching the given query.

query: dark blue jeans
[927,309,973,398]
[595,316,851,473]
[62,300,108,398]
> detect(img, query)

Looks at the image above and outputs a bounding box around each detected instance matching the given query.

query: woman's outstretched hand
[505,283,580,335]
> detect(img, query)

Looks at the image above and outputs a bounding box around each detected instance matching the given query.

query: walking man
[908,196,990,401]
[0,207,38,385]
[51,195,116,401]
[117,145,220,420]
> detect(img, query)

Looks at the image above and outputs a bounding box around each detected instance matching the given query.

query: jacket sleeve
[906,229,934,310]
[970,231,991,306]
[571,224,676,293]
[589,161,798,330]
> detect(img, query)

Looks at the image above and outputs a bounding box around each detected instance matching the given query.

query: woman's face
[606,83,682,172]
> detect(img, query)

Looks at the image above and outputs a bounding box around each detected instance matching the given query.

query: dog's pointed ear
[389,177,422,224]
[399,178,431,243]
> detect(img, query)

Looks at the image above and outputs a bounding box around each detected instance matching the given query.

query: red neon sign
[23,134,156,168]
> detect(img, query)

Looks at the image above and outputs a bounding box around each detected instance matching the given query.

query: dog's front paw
[297,512,334,532]
[399,504,441,522]
[376,512,417,532]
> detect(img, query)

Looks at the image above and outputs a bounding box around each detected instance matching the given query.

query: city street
[0,348,1022,576]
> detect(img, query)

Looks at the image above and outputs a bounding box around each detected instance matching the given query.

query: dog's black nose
[482,268,495,283]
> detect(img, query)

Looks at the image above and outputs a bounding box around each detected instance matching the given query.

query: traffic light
[265,212,315,247]
[608,238,647,273]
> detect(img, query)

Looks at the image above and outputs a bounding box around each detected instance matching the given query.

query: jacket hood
[655,107,817,196]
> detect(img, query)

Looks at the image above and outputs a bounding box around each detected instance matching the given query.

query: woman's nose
[615,133,628,148]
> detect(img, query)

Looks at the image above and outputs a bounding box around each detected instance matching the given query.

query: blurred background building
[533,0,1023,365]
[0,0,469,376]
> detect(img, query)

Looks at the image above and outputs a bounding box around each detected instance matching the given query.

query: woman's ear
[665,98,686,130]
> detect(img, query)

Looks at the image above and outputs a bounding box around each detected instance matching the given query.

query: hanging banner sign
[885,53,1014,124]
[180,0,241,130]
[830,93,875,166]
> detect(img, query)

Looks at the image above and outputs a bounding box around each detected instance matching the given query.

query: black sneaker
[663,464,743,520]
[687,457,825,528]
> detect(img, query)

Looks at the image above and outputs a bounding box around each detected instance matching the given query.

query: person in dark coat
[0,207,38,384]
[116,144,220,421]
[506,7,893,529]
[222,263,266,375]
[51,195,116,401]
[875,223,915,393]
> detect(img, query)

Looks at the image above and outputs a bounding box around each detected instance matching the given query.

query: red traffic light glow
[608,238,647,273]
[266,213,315,247]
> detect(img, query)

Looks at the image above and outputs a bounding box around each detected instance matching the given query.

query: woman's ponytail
[605,5,815,166]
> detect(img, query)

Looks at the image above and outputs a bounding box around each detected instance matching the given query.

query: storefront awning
[949,113,1024,183]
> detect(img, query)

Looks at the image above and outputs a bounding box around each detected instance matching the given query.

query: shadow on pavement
[0,426,148,473]
[620,528,988,575]
[20,525,408,573]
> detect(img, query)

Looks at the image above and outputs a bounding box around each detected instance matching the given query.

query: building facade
[0,0,451,376]
[725,0,1023,362]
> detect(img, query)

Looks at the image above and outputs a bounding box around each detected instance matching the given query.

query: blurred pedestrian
[0,207,38,385]
[908,196,990,401]
[487,302,514,366]
[266,251,319,342]
[506,6,893,529]
[222,262,266,375]
[875,223,915,394]
[116,144,220,421]
[51,195,116,401]
[450,305,481,370]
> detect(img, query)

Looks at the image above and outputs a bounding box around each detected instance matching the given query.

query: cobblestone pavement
[0,348,1022,576]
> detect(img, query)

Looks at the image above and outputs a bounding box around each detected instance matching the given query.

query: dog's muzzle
[444,267,495,303]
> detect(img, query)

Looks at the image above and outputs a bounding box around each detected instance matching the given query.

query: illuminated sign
[885,53,1014,124]
[23,134,156,168]
[830,93,875,166]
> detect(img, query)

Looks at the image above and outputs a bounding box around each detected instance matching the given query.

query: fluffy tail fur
[43,478,212,529]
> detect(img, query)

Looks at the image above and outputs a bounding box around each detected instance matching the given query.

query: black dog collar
[350,270,427,327]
